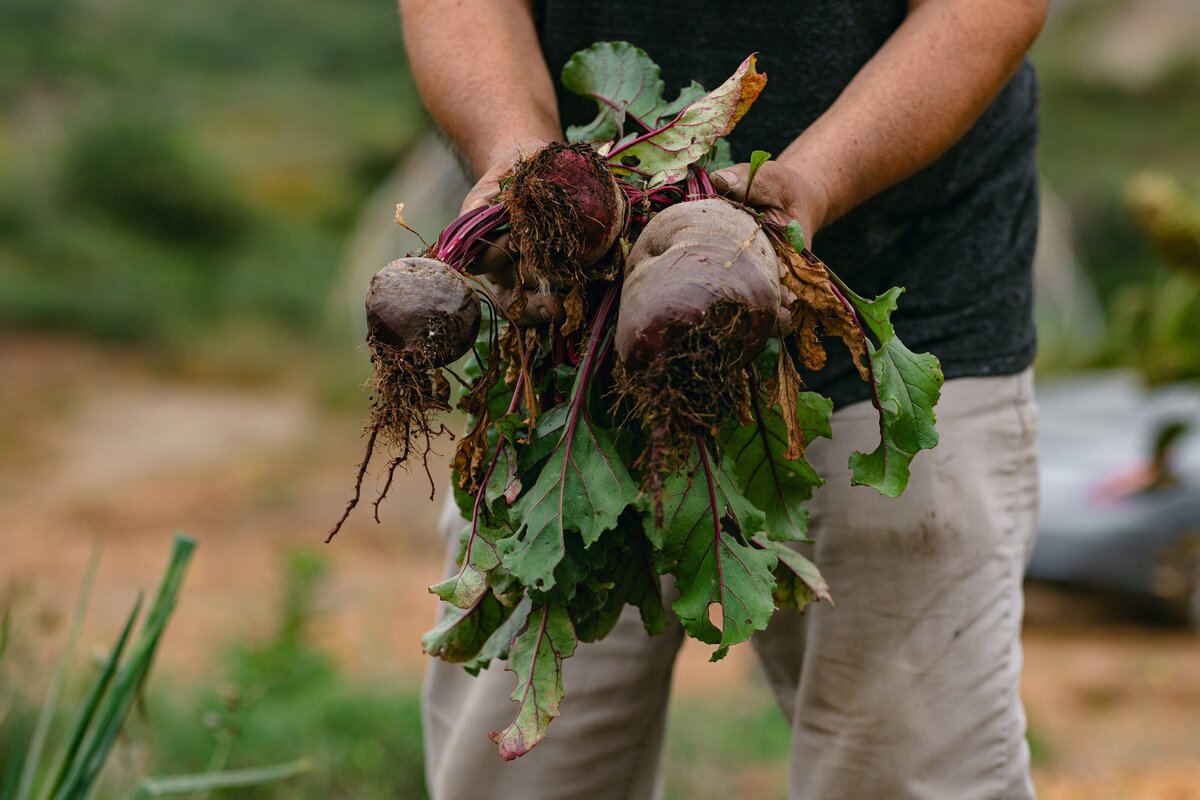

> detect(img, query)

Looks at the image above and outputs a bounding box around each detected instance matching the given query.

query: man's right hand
[460,138,567,325]
[460,139,552,215]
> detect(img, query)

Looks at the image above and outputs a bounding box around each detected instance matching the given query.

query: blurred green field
[1034,2,1200,306]
[0,0,422,369]
[0,548,792,799]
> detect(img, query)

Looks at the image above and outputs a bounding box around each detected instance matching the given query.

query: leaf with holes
[561,41,706,143]
[608,54,766,187]
[652,443,776,661]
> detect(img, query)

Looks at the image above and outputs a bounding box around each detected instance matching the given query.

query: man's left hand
[711,161,831,244]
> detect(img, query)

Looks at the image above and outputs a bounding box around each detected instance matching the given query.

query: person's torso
[536,0,1040,406]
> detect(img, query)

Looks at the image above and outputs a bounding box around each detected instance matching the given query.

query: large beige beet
[616,199,780,371]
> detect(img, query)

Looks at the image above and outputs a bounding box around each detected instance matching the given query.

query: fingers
[492,284,565,325]
[710,164,750,202]
[467,231,517,276]
[459,138,553,215]
[459,179,500,215]
[714,162,792,209]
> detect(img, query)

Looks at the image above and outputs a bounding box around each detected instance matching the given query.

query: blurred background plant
[1,0,1199,797]
[1098,172,1200,383]
[0,0,420,379]
[0,536,309,799]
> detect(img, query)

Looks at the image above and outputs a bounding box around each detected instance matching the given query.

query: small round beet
[366,257,481,367]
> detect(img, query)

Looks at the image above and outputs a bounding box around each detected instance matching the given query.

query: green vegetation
[1033,2,1200,308]
[0,536,311,799]
[0,0,421,359]
[1,543,796,799]
[0,1,1196,793]
[143,551,428,800]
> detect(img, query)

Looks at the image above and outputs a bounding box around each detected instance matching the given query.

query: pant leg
[754,369,1040,800]
[422,497,685,800]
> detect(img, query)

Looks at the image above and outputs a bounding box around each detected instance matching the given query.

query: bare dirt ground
[3,336,1199,797]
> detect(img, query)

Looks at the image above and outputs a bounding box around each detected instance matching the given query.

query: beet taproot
[617,199,779,367]
[328,257,482,541]
[505,142,626,286]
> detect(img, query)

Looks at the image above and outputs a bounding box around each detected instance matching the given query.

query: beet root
[365,257,480,459]
[504,142,626,286]
[614,199,781,488]
[367,257,481,365]
[328,258,482,541]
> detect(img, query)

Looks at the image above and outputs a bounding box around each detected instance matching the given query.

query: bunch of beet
[328,141,631,540]
[331,141,797,541]
[326,42,945,764]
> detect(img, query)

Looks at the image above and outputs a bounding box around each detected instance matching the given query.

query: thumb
[459,183,496,216]
[710,167,747,201]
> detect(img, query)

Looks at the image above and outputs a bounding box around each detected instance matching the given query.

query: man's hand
[714,0,1047,241]
[460,138,552,215]
[711,161,831,243]
[400,0,560,206]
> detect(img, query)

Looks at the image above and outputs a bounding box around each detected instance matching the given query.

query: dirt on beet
[613,299,756,495]
[505,142,625,286]
[3,335,1200,797]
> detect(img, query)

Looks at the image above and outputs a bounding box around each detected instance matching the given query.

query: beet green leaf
[421,592,513,665]
[561,41,706,143]
[835,283,943,496]
[499,411,636,593]
[721,392,832,543]
[429,517,506,609]
[607,54,766,187]
[560,523,666,643]
[751,535,832,614]
[652,443,776,661]
[490,602,577,760]
[461,596,533,676]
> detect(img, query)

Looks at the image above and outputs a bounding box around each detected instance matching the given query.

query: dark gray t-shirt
[535,0,1039,408]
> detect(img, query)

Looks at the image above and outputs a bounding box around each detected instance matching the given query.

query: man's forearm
[399,0,561,177]
[778,0,1048,230]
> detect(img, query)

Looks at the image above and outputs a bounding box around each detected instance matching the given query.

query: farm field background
[2,0,1200,796]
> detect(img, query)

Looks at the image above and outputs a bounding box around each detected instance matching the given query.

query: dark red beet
[613,199,782,493]
[505,142,627,285]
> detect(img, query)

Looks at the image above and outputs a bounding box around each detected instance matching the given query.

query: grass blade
[52,534,196,800]
[0,606,12,664]
[16,545,101,800]
[2,726,28,800]
[131,759,312,799]
[34,596,143,800]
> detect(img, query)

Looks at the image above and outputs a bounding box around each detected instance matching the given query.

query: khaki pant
[422,370,1040,800]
